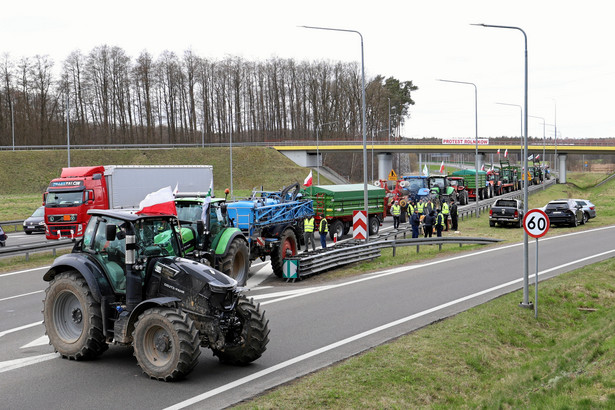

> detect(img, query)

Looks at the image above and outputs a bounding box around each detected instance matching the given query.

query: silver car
[571,199,596,223]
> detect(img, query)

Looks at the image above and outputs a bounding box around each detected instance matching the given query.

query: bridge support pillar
[377,152,393,181]
[558,154,567,183]
[477,153,485,171]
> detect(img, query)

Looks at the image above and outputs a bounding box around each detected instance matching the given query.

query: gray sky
[2,0,613,140]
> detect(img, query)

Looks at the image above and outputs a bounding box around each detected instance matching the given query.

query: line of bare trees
[0,46,417,147]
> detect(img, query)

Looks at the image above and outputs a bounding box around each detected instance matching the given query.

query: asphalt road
[1,215,613,409]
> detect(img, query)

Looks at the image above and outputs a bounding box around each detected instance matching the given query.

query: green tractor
[175,195,250,286]
[43,209,269,381]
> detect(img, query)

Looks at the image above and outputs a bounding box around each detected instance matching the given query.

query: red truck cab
[44,166,108,240]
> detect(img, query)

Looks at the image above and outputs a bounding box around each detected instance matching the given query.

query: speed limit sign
[523,209,550,238]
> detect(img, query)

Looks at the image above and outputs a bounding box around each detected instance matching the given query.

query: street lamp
[529,115,546,189]
[496,102,523,161]
[473,23,531,309]
[301,25,369,239]
[437,79,479,218]
[553,99,557,175]
[10,99,14,151]
[66,93,71,167]
[316,121,337,185]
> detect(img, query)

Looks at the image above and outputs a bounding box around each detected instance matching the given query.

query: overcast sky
[2,0,613,140]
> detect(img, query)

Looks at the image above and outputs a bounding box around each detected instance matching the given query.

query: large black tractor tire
[132,307,201,381]
[219,238,250,286]
[329,220,344,241]
[212,296,270,365]
[271,228,298,278]
[43,270,108,360]
[368,216,380,235]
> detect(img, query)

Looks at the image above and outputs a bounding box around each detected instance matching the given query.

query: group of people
[391,197,458,239]
[303,215,328,252]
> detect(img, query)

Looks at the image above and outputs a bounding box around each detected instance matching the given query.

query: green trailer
[303,184,386,240]
[451,169,487,201]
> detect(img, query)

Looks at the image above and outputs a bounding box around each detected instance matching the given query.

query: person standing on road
[303,216,316,252]
[450,199,459,232]
[441,200,450,231]
[435,209,445,237]
[423,210,435,238]
[410,208,421,238]
[391,200,401,229]
[318,217,328,249]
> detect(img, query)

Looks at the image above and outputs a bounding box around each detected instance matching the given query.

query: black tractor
[42,209,269,381]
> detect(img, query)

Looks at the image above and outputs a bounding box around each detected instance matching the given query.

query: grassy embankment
[236,173,615,408]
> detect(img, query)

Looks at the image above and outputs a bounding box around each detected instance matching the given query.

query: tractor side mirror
[106,224,117,241]
[196,220,205,236]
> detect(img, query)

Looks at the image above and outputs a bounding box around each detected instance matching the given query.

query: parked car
[0,225,6,246]
[489,198,524,228]
[571,199,596,223]
[23,206,46,234]
[544,199,584,227]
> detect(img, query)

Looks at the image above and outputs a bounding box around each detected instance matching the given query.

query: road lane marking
[21,336,49,348]
[0,266,50,278]
[0,321,42,338]
[165,246,615,409]
[0,290,44,303]
[0,353,58,374]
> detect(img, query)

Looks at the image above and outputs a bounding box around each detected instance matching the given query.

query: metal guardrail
[283,231,502,281]
[0,220,25,233]
[0,239,73,261]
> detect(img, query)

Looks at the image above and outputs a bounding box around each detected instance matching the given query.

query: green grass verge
[237,258,615,409]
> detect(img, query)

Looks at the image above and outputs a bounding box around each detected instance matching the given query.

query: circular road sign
[523,208,550,238]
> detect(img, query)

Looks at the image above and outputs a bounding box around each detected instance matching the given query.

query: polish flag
[535,154,540,159]
[303,170,313,187]
[497,148,500,155]
[439,160,445,173]
[504,149,508,158]
[480,164,485,171]
[136,186,177,215]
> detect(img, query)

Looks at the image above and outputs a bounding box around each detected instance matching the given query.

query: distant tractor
[43,209,269,381]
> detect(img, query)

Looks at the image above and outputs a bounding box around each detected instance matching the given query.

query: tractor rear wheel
[271,228,297,278]
[43,270,108,360]
[133,307,201,381]
[219,238,250,286]
[212,296,270,365]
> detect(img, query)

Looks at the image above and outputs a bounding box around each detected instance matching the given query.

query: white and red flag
[303,170,313,187]
[136,186,177,215]
[504,149,508,158]
[439,160,445,173]
[480,164,485,171]
[497,148,500,155]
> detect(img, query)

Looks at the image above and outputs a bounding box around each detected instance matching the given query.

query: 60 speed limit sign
[523,209,550,238]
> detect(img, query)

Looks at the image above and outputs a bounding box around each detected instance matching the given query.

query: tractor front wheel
[43,270,108,360]
[133,307,201,381]
[219,238,250,286]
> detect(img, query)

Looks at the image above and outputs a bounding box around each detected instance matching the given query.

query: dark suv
[544,200,584,227]
[0,226,6,247]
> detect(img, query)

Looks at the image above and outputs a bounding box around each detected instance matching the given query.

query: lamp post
[388,97,391,144]
[316,121,337,185]
[473,23,531,309]
[301,25,369,239]
[553,99,557,175]
[496,102,523,161]
[10,99,15,151]
[66,93,71,167]
[529,115,546,189]
[437,79,479,218]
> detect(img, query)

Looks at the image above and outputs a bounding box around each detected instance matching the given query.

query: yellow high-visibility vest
[319,219,328,233]
[442,202,450,215]
[391,204,401,216]
[304,217,315,233]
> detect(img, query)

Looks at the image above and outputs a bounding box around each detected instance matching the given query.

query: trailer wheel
[329,220,344,241]
[212,296,270,365]
[220,238,250,286]
[133,307,201,381]
[271,228,297,278]
[368,216,380,235]
[43,270,108,360]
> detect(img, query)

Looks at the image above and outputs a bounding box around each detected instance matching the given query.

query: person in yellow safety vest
[441,201,450,231]
[391,200,401,229]
[318,217,329,249]
[303,216,316,252]
[435,209,445,237]
[417,200,425,215]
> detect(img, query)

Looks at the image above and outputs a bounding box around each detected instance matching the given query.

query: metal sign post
[523,208,550,318]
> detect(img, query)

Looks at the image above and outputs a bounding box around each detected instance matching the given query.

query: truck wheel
[329,220,344,241]
[43,270,108,360]
[489,221,496,227]
[271,228,297,278]
[133,307,201,381]
[220,239,250,286]
[212,296,270,365]
[368,216,380,235]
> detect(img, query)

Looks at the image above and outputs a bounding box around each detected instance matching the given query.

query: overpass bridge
[273,142,615,183]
